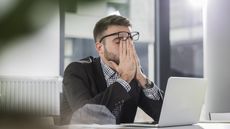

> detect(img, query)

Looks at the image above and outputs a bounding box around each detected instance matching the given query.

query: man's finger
[120,39,124,59]
[129,41,136,60]
[127,40,131,58]
[132,44,139,65]
[122,40,127,56]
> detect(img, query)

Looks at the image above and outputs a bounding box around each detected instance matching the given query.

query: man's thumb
[108,61,118,71]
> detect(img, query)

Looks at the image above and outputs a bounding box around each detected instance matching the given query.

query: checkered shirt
[100,59,162,100]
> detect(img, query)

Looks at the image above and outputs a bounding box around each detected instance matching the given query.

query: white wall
[0,5,60,76]
[65,0,154,43]
[65,1,106,38]
[130,0,154,42]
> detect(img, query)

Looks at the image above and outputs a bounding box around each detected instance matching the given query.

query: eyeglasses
[99,31,139,43]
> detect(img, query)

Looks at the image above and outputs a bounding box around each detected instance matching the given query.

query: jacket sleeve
[138,85,163,122]
[63,62,130,116]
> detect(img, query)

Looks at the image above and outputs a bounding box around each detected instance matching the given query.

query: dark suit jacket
[61,56,163,124]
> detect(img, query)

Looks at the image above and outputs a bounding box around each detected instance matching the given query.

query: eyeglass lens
[118,32,129,41]
[118,32,139,41]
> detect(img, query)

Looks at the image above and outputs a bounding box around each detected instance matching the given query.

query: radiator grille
[0,76,62,116]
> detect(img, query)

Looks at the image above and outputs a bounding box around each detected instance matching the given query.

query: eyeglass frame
[99,31,139,43]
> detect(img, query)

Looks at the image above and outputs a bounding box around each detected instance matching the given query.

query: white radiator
[0,76,62,116]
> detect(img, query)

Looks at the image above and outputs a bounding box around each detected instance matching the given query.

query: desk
[57,122,230,129]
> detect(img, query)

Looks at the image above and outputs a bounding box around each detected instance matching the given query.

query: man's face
[101,25,132,64]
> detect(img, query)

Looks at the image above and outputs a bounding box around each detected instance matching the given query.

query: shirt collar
[100,59,117,80]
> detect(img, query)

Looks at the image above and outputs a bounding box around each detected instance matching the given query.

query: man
[61,15,163,124]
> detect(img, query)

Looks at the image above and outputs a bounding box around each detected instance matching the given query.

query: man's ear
[95,42,104,55]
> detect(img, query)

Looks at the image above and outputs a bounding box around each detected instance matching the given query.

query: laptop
[122,77,206,128]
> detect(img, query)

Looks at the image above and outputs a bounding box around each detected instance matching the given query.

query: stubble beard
[104,46,120,65]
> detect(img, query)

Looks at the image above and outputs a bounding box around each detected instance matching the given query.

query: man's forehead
[105,25,132,34]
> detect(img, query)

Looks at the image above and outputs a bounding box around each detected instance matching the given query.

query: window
[170,0,203,77]
[64,38,97,69]
[107,1,129,17]
[62,0,155,80]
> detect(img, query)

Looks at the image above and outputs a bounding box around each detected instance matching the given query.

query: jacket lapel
[93,57,107,93]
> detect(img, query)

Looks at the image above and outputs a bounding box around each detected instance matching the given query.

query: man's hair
[93,15,131,43]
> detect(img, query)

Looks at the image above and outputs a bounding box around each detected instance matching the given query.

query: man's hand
[133,46,148,88]
[106,40,137,83]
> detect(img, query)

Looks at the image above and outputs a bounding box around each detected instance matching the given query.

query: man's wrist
[136,73,154,89]
[136,73,148,88]
[143,78,153,89]
[120,74,131,83]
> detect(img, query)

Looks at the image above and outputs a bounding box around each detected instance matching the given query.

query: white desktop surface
[57,122,230,129]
